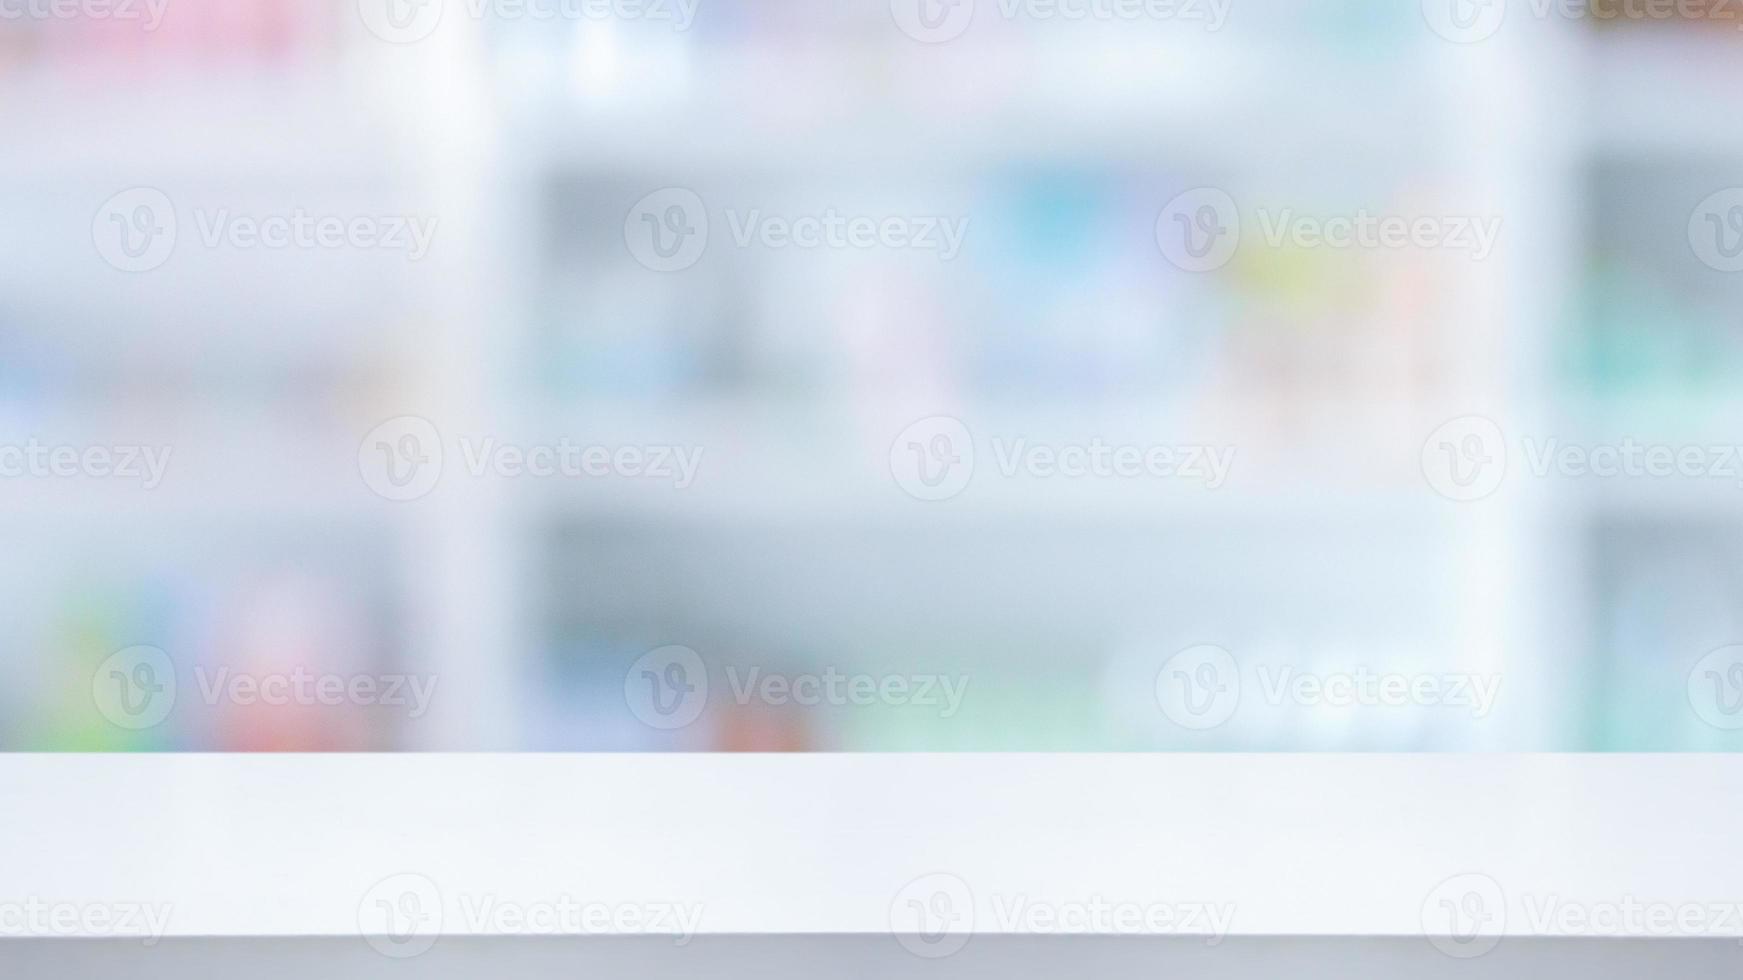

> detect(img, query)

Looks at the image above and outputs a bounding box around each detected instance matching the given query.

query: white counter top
[1,754,1737,944]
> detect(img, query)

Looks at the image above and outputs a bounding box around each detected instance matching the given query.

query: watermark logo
[1422,415,1508,501]
[989,895,1235,939]
[723,666,970,717]
[0,899,174,944]
[1521,893,1743,938]
[0,440,172,489]
[1689,645,1743,730]
[997,0,1228,27]
[891,873,975,958]
[456,894,703,941]
[0,0,171,28]
[890,416,975,502]
[1422,873,1506,958]
[360,0,699,42]
[723,210,968,259]
[1421,0,1506,41]
[1159,191,1502,270]
[93,187,177,273]
[91,646,177,731]
[1256,209,1501,260]
[94,189,437,270]
[192,208,439,260]
[890,0,975,41]
[889,417,1234,501]
[92,647,441,730]
[1425,0,1743,42]
[1690,188,1743,273]
[892,0,1229,41]
[623,648,972,729]
[359,418,705,501]
[359,873,444,958]
[625,188,710,272]
[193,667,439,719]
[357,0,445,42]
[1424,872,1743,946]
[1156,188,1239,272]
[358,873,704,956]
[889,873,1234,957]
[1154,644,1240,730]
[626,189,969,270]
[455,438,703,487]
[1155,646,1502,730]
[359,416,444,502]
[625,645,709,730]
[1423,416,1743,500]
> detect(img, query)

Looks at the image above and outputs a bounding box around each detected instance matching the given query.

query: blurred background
[1,0,1741,750]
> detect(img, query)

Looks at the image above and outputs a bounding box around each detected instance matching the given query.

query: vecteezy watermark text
[1156,188,1503,272]
[358,873,703,960]
[0,0,169,28]
[1155,644,1501,731]
[1254,208,1501,260]
[624,646,971,730]
[359,416,705,502]
[455,894,704,940]
[0,439,171,489]
[358,0,702,44]
[890,0,1231,43]
[93,188,439,273]
[1422,0,1743,44]
[1422,415,1743,502]
[625,188,969,272]
[194,666,438,719]
[0,899,174,944]
[192,209,439,260]
[1420,872,1743,960]
[888,872,1234,960]
[91,646,439,731]
[889,416,1234,502]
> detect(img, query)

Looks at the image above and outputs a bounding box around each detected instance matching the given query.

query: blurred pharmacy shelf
[1583,27,1743,158]
[0,0,525,750]
[1561,19,1743,751]
[4,3,1743,751]
[0,76,417,182]
[506,10,1539,751]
